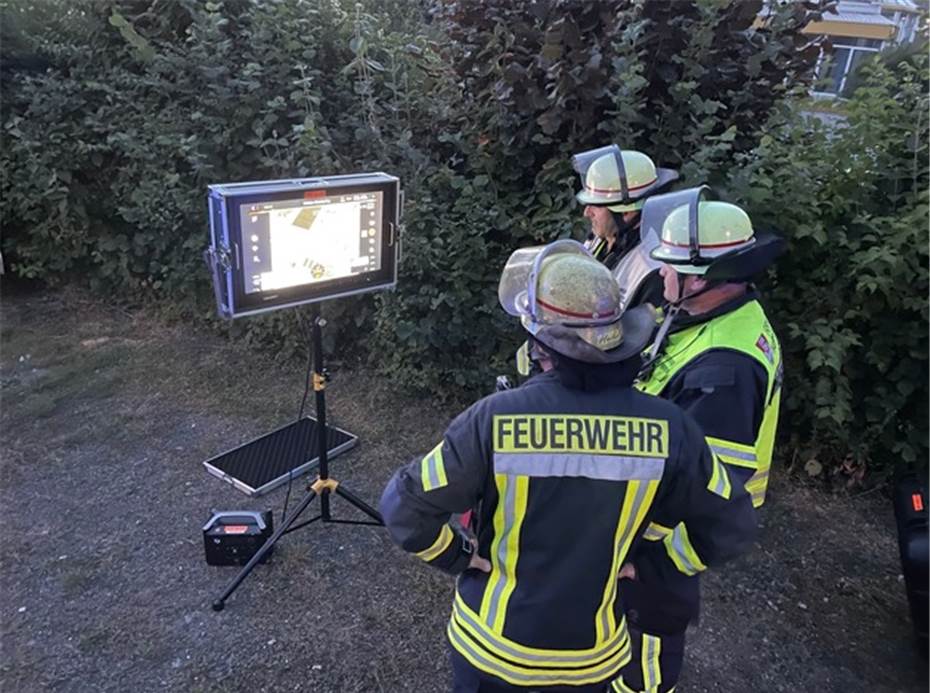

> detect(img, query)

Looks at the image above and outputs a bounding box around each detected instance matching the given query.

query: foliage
[725,54,929,475]
[2,0,926,476]
[374,0,829,391]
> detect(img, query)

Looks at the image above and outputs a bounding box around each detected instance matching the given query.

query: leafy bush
[725,54,929,475]
[2,0,925,477]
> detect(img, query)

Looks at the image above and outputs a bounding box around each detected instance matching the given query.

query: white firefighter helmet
[573,145,679,212]
[498,239,655,363]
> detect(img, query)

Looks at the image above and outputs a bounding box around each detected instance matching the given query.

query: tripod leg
[335,484,384,525]
[212,489,318,612]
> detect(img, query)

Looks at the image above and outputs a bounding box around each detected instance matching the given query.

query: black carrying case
[203,510,274,566]
[893,471,929,646]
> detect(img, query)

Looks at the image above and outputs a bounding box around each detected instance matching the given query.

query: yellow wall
[801,20,896,39]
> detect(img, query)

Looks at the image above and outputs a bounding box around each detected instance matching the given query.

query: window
[813,38,882,95]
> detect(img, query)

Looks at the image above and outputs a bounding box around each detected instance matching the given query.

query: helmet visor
[498,239,592,319]
[642,186,714,268]
[572,145,629,206]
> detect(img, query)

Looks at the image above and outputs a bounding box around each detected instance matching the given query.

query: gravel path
[1,290,926,692]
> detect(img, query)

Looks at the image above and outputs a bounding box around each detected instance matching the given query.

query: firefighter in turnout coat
[572,145,679,311]
[380,239,758,692]
[613,187,785,693]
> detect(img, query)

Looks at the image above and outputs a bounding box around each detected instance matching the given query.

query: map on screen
[240,192,382,294]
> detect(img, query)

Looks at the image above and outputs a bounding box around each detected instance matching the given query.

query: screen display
[239,191,383,294]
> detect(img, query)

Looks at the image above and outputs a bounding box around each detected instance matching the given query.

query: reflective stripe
[642,522,672,542]
[707,453,732,499]
[420,442,448,491]
[663,523,706,576]
[748,468,770,507]
[415,524,454,562]
[707,436,757,467]
[595,480,660,641]
[611,677,638,693]
[641,633,662,690]
[454,594,628,665]
[480,474,528,631]
[494,453,665,481]
[448,619,630,687]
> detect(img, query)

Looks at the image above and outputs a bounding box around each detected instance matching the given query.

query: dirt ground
[1,289,926,693]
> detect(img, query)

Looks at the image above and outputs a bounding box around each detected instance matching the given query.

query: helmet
[642,186,783,278]
[573,145,679,212]
[498,239,654,363]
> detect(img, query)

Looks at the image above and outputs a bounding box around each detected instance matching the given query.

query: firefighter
[380,239,757,692]
[572,145,679,310]
[612,187,785,693]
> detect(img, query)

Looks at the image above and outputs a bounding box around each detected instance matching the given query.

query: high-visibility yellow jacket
[623,291,782,632]
[380,368,757,688]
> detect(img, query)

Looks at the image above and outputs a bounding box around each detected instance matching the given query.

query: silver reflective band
[642,634,662,690]
[666,526,704,576]
[484,477,518,629]
[494,453,665,481]
[598,481,653,638]
[710,444,757,464]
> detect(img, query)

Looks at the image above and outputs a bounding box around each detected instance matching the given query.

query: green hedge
[2,0,926,477]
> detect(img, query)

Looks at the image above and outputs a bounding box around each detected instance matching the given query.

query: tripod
[212,303,384,611]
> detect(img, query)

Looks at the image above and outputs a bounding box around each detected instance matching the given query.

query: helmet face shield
[645,186,757,275]
[498,240,592,319]
[498,239,626,355]
[572,145,629,206]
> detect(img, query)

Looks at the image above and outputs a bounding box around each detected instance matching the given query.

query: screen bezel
[223,179,398,317]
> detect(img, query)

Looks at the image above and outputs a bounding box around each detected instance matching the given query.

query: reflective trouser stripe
[612,678,638,693]
[641,634,662,691]
[447,618,630,687]
[611,678,675,693]
[420,441,448,491]
[707,452,732,499]
[663,523,706,576]
[415,524,454,562]
[479,474,528,631]
[595,480,660,641]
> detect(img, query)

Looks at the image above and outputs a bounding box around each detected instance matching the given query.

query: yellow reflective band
[479,474,528,632]
[642,521,672,542]
[415,524,454,562]
[595,480,660,641]
[747,468,770,507]
[448,620,630,687]
[448,601,631,686]
[493,415,669,458]
[641,633,662,691]
[706,435,758,469]
[516,341,531,377]
[707,452,732,499]
[590,237,607,259]
[611,677,638,693]
[663,523,707,576]
[420,441,448,492]
[454,593,629,666]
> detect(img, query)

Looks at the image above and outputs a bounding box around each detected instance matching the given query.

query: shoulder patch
[755,334,774,364]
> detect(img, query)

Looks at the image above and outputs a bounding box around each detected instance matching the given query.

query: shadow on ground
[1,291,926,692]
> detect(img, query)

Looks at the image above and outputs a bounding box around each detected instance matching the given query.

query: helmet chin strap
[641,270,718,371]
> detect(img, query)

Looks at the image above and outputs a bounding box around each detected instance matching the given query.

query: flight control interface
[239,191,383,294]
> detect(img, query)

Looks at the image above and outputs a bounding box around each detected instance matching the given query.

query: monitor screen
[239,191,384,294]
[206,173,400,319]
